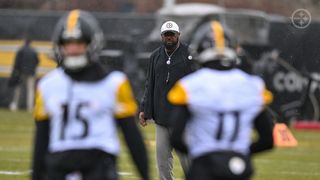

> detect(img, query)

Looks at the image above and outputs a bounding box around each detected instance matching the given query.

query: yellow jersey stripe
[211,21,225,52]
[67,10,80,33]
[114,78,137,119]
[168,82,188,105]
[33,88,49,121]
[262,88,273,105]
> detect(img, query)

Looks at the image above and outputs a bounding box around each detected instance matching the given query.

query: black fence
[1,9,320,123]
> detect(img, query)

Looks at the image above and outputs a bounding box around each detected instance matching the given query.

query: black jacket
[13,44,39,75]
[140,43,195,127]
[8,44,39,87]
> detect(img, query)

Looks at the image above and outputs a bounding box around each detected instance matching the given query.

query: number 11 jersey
[168,68,272,158]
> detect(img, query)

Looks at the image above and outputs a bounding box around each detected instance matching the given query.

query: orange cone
[273,123,298,147]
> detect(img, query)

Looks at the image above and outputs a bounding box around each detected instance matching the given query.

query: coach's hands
[139,112,148,127]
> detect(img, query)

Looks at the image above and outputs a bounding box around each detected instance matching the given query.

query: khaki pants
[9,75,35,111]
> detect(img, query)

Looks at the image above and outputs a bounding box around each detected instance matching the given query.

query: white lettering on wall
[272,71,320,93]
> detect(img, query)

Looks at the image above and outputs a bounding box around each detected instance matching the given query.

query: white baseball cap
[161,21,180,34]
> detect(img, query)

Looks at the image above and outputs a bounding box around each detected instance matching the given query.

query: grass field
[0,108,320,180]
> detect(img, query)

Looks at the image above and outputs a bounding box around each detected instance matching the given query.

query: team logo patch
[166,23,173,28]
[291,9,311,29]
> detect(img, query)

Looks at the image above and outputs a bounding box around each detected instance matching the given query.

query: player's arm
[117,117,149,180]
[250,87,274,154]
[167,81,190,153]
[115,78,149,180]
[139,52,156,118]
[250,109,274,155]
[169,105,190,153]
[32,89,49,180]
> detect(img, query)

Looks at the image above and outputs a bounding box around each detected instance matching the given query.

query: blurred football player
[188,19,254,74]
[31,10,149,180]
[168,21,274,180]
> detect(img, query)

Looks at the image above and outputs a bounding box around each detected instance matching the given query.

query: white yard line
[0,158,29,163]
[118,171,133,176]
[0,147,29,152]
[0,170,30,175]
[259,171,320,176]
[0,170,134,177]
[257,159,320,166]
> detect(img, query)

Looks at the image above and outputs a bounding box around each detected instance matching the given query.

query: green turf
[0,108,320,180]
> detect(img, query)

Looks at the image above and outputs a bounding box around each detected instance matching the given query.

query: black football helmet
[189,20,239,67]
[52,9,104,71]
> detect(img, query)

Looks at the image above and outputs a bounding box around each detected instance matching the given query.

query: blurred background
[0,0,320,124]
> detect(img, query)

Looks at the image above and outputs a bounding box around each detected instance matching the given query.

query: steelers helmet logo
[166,23,173,28]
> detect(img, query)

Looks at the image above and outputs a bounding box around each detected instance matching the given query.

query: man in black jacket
[9,38,39,111]
[139,21,194,180]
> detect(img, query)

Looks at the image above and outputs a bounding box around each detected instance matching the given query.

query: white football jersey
[33,68,137,155]
[168,68,272,158]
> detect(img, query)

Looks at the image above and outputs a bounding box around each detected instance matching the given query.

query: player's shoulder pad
[37,68,64,88]
[168,81,188,105]
[106,71,128,85]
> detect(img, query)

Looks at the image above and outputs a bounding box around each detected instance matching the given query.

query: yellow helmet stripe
[210,21,225,52]
[66,10,80,33]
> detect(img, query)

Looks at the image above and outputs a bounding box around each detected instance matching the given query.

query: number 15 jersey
[33,68,137,155]
[168,68,272,158]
